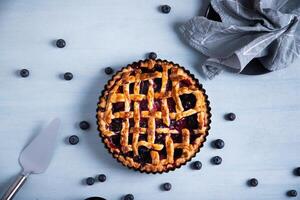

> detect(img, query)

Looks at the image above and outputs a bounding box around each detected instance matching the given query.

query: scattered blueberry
[123,194,134,200]
[213,139,225,149]
[64,72,73,81]
[20,69,30,78]
[287,190,297,197]
[79,121,90,130]
[68,135,79,145]
[192,161,202,170]
[105,67,114,75]
[56,39,66,48]
[226,113,236,121]
[161,5,171,14]
[86,177,95,186]
[162,182,172,191]
[148,52,157,59]
[85,197,106,200]
[248,178,258,187]
[98,174,106,182]
[211,156,222,165]
[294,167,300,176]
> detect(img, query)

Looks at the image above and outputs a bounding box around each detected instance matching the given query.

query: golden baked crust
[97,59,211,173]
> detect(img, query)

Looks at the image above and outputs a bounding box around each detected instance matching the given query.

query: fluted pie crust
[97,59,211,173]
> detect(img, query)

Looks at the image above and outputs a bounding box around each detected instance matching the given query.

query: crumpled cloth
[179,0,300,79]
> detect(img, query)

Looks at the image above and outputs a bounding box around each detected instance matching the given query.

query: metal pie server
[1,118,61,200]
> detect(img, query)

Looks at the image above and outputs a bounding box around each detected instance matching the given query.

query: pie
[97,59,211,173]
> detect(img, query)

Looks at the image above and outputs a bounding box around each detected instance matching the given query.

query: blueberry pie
[97,59,211,173]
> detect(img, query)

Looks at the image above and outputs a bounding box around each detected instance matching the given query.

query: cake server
[1,118,61,200]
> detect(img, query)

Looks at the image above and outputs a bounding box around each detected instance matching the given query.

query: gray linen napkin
[179,0,300,79]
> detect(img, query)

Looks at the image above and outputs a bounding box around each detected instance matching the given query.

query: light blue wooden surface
[0,0,299,199]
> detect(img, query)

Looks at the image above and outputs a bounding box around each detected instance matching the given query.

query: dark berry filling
[141,67,153,73]
[155,134,166,144]
[138,134,147,141]
[134,146,152,164]
[130,101,134,111]
[155,119,167,128]
[180,93,196,111]
[129,83,134,94]
[140,118,148,128]
[153,99,162,111]
[140,100,148,111]
[112,102,125,113]
[123,151,134,158]
[174,149,183,159]
[153,78,162,92]
[109,118,123,132]
[190,133,200,144]
[99,107,105,112]
[128,134,133,144]
[166,80,173,91]
[140,81,149,94]
[129,118,134,127]
[186,114,199,129]
[170,118,186,132]
[117,86,123,93]
[159,147,167,159]
[179,79,192,87]
[131,62,139,69]
[167,98,176,112]
[171,134,182,143]
[153,64,163,72]
[110,135,121,148]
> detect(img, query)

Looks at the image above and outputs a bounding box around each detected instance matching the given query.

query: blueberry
[213,139,225,149]
[20,69,30,78]
[161,5,171,14]
[85,197,106,200]
[180,94,196,111]
[162,182,172,191]
[248,178,258,187]
[211,156,222,165]
[79,121,90,130]
[148,52,157,59]
[287,190,297,197]
[192,161,202,170]
[86,177,95,185]
[56,39,66,48]
[68,135,79,145]
[226,113,236,121]
[98,174,106,182]
[105,67,114,75]
[64,72,73,81]
[294,167,300,176]
[123,194,134,200]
